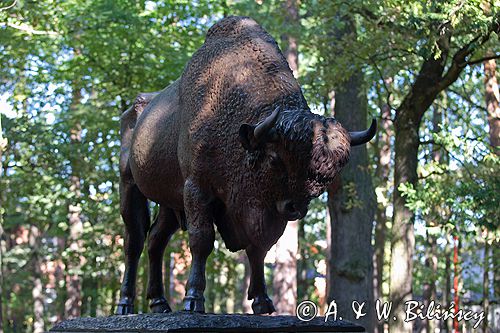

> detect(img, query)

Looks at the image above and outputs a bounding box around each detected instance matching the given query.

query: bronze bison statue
[116,16,376,315]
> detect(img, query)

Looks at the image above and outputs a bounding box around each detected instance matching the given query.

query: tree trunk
[443,238,451,333]
[0,113,5,333]
[241,253,252,313]
[33,258,45,333]
[55,237,66,321]
[421,232,437,333]
[163,247,172,304]
[273,220,298,314]
[65,83,83,319]
[327,64,376,331]
[488,74,500,311]
[29,225,45,333]
[297,219,307,301]
[390,109,419,333]
[272,0,299,315]
[0,226,3,333]
[494,239,500,304]
[141,254,149,313]
[389,48,451,333]
[388,17,500,331]
[420,103,443,333]
[206,262,216,313]
[89,276,98,317]
[482,232,490,333]
[452,236,460,333]
[484,56,500,153]
[373,80,392,333]
[172,239,191,309]
[483,57,498,333]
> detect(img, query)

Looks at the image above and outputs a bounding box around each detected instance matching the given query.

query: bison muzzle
[116,16,376,315]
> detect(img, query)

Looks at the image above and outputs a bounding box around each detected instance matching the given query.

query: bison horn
[349,119,377,146]
[254,106,280,142]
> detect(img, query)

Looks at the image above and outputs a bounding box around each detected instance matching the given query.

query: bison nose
[276,200,308,221]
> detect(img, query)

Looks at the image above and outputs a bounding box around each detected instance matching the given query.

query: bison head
[239,106,376,221]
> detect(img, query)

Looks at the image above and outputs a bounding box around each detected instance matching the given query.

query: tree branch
[437,15,500,91]
[448,88,488,112]
[0,0,16,11]
[418,169,447,180]
[368,56,395,112]
[465,53,500,66]
[1,22,58,36]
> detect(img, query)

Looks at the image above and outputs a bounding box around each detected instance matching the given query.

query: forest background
[0,1,499,333]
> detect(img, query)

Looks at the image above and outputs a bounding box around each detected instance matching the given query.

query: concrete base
[50,312,365,332]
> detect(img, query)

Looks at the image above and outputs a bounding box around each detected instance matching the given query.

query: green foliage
[402,119,500,234]
[0,0,228,329]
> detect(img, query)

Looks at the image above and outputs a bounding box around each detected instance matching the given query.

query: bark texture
[443,240,451,333]
[0,114,5,333]
[420,232,437,333]
[484,56,500,152]
[373,82,392,333]
[483,56,500,306]
[327,70,376,331]
[482,236,490,332]
[483,57,498,332]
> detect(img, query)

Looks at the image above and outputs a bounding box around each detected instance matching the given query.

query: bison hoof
[150,296,172,313]
[252,295,276,315]
[116,298,134,315]
[183,291,205,313]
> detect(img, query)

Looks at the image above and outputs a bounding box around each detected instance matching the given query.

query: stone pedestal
[50,312,365,332]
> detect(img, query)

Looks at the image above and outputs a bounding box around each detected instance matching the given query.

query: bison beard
[115,16,375,316]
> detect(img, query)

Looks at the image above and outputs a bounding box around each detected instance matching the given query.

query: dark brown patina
[116,16,376,315]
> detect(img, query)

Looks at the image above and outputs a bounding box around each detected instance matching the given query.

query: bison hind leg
[147,206,179,313]
[116,183,151,315]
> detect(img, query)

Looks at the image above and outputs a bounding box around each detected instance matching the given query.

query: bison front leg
[246,245,276,314]
[182,179,215,313]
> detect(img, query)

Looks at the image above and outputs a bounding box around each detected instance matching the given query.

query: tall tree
[482,231,490,332]
[273,0,299,315]
[31,225,44,333]
[327,15,376,331]
[482,55,498,333]
[373,79,393,333]
[389,10,499,332]
[0,112,6,333]
[443,239,452,333]
[483,48,500,154]
[420,102,442,333]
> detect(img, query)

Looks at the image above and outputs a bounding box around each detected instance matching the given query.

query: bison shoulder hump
[205,16,265,41]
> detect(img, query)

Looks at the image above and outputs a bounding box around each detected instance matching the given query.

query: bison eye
[268,153,282,167]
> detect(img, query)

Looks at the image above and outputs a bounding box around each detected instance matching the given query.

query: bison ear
[239,124,258,151]
[239,107,281,151]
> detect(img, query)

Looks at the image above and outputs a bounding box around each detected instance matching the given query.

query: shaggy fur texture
[275,110,351,196]
[116,16,356,316]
